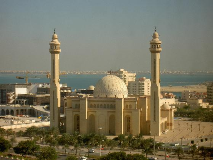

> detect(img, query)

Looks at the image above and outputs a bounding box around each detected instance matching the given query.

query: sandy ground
[161,85,207,93]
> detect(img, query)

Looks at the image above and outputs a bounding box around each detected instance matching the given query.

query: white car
[89,149,95,153]
[79,156,87,160]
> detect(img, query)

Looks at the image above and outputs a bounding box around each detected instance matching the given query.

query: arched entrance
[10,110,14,116]
[125,116,131,135]
[1,109,5,116]
[6,109,9,115]
[16,110,19,116]
[88,114,95,133]
[74,114,80,132]
[109,115,115,135]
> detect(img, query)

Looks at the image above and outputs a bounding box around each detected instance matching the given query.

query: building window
[127,116,131,133]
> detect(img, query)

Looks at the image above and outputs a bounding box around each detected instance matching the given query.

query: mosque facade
[50,30,175,136]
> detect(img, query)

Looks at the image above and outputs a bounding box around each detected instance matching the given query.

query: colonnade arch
[1,109,5,115]
[6,109,9,115]
[0,108,46,117]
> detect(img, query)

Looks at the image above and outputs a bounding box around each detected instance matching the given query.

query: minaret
[149,28,162,136]
[49,29,61,128]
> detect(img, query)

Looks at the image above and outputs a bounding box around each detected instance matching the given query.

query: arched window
[126,116,131,134]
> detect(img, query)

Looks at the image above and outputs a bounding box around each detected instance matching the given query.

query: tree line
[0,126,213,159]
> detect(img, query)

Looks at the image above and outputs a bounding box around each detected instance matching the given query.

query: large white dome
[94,75,128,98]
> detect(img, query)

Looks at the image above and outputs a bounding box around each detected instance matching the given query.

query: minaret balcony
[149,48,162,53]
[49,49,61,53]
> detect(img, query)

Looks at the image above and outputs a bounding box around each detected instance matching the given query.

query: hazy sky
[0,0,213,72]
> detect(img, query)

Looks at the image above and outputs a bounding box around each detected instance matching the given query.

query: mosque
[49,29,175,136]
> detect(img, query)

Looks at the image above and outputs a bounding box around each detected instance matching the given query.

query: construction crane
[16,72,29,84]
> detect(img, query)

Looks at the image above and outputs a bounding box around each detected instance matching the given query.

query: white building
[128,77,151,96]
[109,69,136,86]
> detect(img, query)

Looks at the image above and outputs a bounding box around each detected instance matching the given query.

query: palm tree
[174,147,184,160]
[6,129,13,138]
[10,135,17,147]
[0,128,5,137]
[190,144,198,159]
[141,139,153,158]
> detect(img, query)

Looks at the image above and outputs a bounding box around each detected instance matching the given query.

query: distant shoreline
[0,70,213,75]
[161,85,207,92]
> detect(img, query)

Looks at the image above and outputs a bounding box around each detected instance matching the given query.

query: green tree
[99,152,126,160]
[126,154,147,160]
[107,139,118,150]
[58,133,72,153]
[0,136,11,152]
[117,134,125,146]
[0,128,5,137]
[66,155,78,160]
[199,146,211,160]
[6,129,14,138]
[121,140,129,151]
[190,144,198,159]
[16,130,24,137]
[36,146,57,160]
[24,126,39,140]
[174,147,184,160]
[13,140,40,156]
[141,138,153,158]
[99,152,147,160]
[10,135,17,146]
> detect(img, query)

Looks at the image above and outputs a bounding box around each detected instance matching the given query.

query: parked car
[79,156,87,160]
[89,149,95,153]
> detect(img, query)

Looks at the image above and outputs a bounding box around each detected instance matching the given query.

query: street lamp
[98,127,102,157]
[164,141,169,160]
[150,131,156,159]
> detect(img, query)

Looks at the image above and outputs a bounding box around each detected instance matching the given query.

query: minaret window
[53,59,55,79]
[154,59,156,83]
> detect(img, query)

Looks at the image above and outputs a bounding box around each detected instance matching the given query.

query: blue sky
[0,0,212,71]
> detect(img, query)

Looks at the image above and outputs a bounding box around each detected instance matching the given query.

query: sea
[0,73,213,97]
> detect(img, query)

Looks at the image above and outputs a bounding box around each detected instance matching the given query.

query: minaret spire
[149,29,162,136]
[49,30,61,129]
[155,26,156,32]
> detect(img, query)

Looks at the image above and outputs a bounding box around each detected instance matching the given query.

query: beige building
[207,83,213,105]
[128,77,151,96]
[50,30,175,136]
[109,69,136,86]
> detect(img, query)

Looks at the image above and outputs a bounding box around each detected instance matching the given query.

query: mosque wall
[115,98,124,135]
